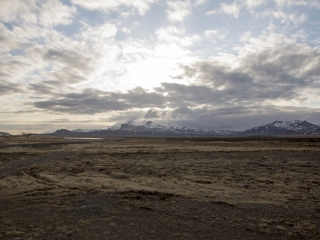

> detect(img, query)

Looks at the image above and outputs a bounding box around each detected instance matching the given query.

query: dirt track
[0,135,319,239]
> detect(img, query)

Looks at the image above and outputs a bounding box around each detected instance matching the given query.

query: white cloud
[245,0,268,9]
[0,23,24,51]
[121,27,132,34]
[206,2,242,19]
[71,0,157,15]
[206,9,218,15]
[240,31,252,42]
[0,54,34,96]
[220,2,242,18]
[155,26,200,47]
[0,0,76,27]
[38,1,76,26]
[166,0,192,22]
[78,23,118,45]
[1,21,119,97]
[262,9,307,25]
[274,0,320,8]
[193,0,208,6]
[204,30,226,40]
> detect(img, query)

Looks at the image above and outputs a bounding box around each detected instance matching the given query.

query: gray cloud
[0,60,31,77]
[0,81,23,95]
[32,88,166,114]
[24,46,100,95]
[0,0,76,27]
[144,109,160,119]
[26,37,320,131]
[0,59,31,95]
[171,107,194,119]
[0,24,23,50]
[29,81,62,95]
[176,42,320,106]
[41,48,96,82]
[43,48,95,75]
[151,105,320,130]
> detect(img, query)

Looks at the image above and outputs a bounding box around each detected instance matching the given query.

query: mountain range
[48,120,320,137]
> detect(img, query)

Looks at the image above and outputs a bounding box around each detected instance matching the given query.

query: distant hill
[47,120,320,137]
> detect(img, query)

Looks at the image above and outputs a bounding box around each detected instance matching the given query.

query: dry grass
[0,136,319,239]
[1,136,319,209]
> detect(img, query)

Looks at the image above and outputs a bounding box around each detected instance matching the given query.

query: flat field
[0,135,319,239]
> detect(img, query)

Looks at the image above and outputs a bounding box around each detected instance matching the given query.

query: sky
[1,0,320,134]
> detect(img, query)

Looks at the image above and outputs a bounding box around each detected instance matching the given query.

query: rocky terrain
[0,135,319,239]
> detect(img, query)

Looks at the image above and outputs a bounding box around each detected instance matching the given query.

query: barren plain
[0,135,319,239]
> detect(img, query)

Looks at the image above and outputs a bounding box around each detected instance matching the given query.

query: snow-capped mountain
[243,120,320,135]
[116,121,237,136]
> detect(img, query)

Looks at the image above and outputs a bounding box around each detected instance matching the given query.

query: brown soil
[0,135,319,239]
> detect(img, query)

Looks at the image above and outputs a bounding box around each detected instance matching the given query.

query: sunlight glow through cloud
[0,0,320,134]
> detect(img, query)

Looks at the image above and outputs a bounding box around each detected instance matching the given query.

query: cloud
[144,109,160,119]
[71,0,157,15]
[0,58,33,95]
[33,90,132,114]
[173,105,320,130]
[245,0,268,9]
[166,0,192,22]
[139,105,320,131]
[166,0,210,22]
[240,31,252,41]
[42,48,95,74]
[1,0,320,134]
[206,2,242,19]
[31,38,320,118]
[23,45,99,93]
[171,107,194,119]
[0,23,24,51]
[0,81,23,95]
[32,87,166,114]
[273,0,320,8]
[155,26,200,47]
[204,30,226,40]
[0,0,76,27]
[262,9,307,25]
[29,81,61,95]
[77,23,118,44]
[15,22,119,96]
[172,40,320,108]
[193,0,208,6]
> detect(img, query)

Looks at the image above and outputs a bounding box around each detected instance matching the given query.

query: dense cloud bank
[28,40,320,130]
